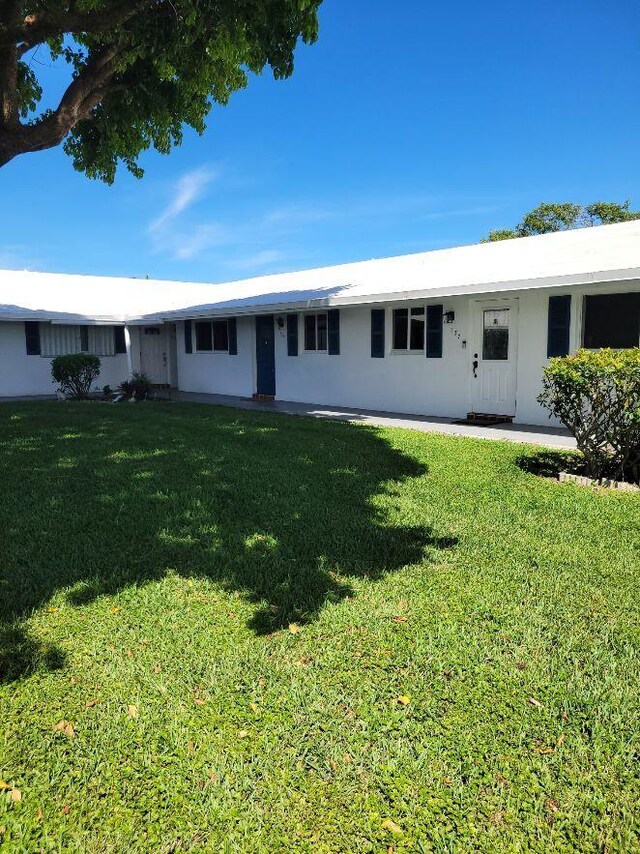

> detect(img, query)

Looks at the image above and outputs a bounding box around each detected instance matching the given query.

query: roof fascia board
[152,267,640,321]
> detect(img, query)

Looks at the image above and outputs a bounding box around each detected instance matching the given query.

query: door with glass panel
[471,300,518,415]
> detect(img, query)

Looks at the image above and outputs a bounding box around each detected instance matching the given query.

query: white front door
[140,326,168,384]
[471,299,518,416]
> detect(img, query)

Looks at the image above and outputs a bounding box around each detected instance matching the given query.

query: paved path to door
[171,391,576,449]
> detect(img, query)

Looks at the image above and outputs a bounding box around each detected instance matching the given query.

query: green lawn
[1,402,639,852]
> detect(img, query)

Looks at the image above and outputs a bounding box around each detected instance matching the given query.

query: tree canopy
[0,0,321,181]
[484,200,640,242]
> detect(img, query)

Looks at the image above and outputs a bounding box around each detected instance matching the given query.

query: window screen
[409,307,425,350]
[392,309,408,350]
[212,320,229,351]
[583,293,640,349]
[195,321,213,351]
[304,314,328,351]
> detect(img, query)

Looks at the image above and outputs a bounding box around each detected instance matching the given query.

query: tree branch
[0,0,19,127]
[0,44,121,164]
[0,0,155,57]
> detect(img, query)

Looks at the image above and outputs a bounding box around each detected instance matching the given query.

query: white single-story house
[1,220,639,426]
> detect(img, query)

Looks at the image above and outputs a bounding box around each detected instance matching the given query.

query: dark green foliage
[538,349,640,483]
[484,200,640,242]
[0,1,321,179]
[119,371,152,399]
[50,353,101,398]
[0,402,639,851]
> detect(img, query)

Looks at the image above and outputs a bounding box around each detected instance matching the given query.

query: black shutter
[114,326,127,354]
[426,305,443,358]
[371,309,385,357]
[547,295,571,357]
[184,320,192,354]
[24,321,41,355]
[328,309,340,355]
[80,326,89,352]
[287,314,298,356]
[228,317,238,355]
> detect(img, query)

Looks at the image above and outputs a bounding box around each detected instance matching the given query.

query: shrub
[538,348,640,483]
[51,353,101,399]
[118,372,151,400]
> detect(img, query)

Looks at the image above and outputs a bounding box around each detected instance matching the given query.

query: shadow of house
[0,402,456,681]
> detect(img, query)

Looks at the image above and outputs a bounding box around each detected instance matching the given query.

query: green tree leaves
[484,200,640,242]
[0,0,322,180]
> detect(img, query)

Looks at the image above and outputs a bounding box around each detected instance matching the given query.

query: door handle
[472,354,478,378]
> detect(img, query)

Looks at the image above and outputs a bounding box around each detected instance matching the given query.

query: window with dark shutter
[24,321,41,355]
[228,318,238,355]
[426,305,443,358]
[328,309,340,355]
[184,320,193,353]
[547,295,571,357]
[114,326,127,354]
[371,309,385,357]
[287,314,298,356]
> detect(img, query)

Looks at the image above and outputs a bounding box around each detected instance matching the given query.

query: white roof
[1,220,639,323]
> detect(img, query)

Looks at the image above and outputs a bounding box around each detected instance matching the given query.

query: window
[392,307,424,351]
[194,319,230,352]
[195,321,212,351]
[482,309,509,360]
[304,313,328,351]
[583,293,640,349]
[39,324,117,357]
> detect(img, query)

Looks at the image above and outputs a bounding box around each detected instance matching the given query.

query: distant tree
[484,200,640,242]
[583,200,640,225]
[0,0,321,181]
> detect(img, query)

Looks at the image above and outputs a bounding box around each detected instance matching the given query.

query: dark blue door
[255,315,276,396]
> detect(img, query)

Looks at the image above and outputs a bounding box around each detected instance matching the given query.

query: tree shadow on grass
[0,402,456,682]
[515,448,584,479]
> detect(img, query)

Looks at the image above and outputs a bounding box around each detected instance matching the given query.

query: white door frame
[139,324,169,385]
[469,297,519,416]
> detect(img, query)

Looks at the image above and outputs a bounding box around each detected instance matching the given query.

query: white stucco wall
[274,299,470,418]
[5,279,639,427]
[175,319,255,396]
[174,279,639,427]
[0,321,130,397]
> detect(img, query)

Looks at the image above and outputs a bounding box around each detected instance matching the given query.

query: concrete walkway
[171,391,576,449]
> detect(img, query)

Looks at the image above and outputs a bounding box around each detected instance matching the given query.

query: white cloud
[174,224,228,261]
[224,249,287,271]
[149,167,217,233]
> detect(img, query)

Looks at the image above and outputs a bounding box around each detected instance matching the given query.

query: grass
[0,401,639,852]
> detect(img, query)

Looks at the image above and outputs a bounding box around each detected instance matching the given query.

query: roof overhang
[154,266,640,321]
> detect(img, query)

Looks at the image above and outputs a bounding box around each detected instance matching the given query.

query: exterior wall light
[444,310,455,324]
[276,316,285,329]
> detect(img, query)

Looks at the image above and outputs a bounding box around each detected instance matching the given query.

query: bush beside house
[51,354,101,399]
[538,348,640,484]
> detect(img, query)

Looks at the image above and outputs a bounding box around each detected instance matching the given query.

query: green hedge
[538,348,640,484]
[51,353,101,399]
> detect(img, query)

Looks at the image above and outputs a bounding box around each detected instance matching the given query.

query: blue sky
[2,0,639,283]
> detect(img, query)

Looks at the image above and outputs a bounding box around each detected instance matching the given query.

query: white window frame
[194,319,230,353]
[391,306,426,354]
[303,313,328,352]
